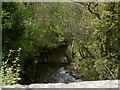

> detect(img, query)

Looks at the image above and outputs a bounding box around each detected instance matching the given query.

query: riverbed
[20,63,81,84]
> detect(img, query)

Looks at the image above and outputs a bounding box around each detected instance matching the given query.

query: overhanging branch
[87,3,101,20]
[77,2,101,20]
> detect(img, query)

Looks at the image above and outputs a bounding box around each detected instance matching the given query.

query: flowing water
[20,63,81,84]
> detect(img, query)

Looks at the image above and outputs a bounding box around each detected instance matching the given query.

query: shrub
[0,48,21,86]
[76,57,118,80]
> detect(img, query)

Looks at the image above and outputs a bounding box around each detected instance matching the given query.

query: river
[20,63,81,84]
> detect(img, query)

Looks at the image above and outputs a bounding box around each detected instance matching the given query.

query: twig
[87,3,101,20]
[77,2,101,20]
[105,65,115,79]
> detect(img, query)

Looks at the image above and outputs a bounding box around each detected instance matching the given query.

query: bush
[0,48,21,86]
[74,57,118,81]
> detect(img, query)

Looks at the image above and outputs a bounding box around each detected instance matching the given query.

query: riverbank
[1,80,119,88]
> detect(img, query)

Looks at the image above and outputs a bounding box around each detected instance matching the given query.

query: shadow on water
[20,43,81,85]
[20,63,81,85]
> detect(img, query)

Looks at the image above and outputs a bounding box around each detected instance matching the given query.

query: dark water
[20,63,81,84]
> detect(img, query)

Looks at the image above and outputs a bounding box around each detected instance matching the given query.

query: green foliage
[77,57,118,80]
[2,2,119,85]
[0,48,21,86]
[2,2,25,58]
[71,2,119,80]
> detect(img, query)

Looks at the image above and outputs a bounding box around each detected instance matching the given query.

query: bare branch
[77,2,101,20]
[87,3,101,20]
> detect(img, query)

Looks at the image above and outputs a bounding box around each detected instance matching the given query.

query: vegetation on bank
[1,2,120,85]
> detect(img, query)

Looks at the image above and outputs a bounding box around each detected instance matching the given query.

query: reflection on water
[20,63,81,84]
